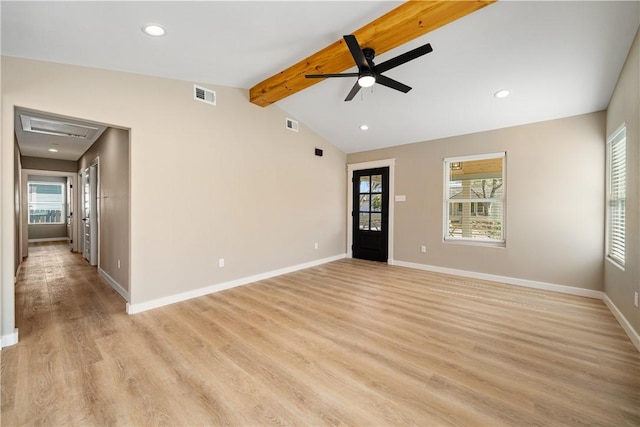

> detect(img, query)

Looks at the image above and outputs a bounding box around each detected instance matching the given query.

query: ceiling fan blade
[376,74,412,93]
[305,73,360,79]
[344,81,362,101]
[375,43,433,74]
[343,35,369,71]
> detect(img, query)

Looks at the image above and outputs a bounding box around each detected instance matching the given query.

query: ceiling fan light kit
[358,74,376,88]
[305,34,433,101]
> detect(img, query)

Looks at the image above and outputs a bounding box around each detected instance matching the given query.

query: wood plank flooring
[2,241,639,426]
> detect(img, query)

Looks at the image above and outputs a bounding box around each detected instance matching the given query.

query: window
[444,153,505,245]
[28,182,65,224]
[607,125,626,267]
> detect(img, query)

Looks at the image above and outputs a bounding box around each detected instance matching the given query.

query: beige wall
[28,224,67,240]
[605,29,640,335]
[79,127,130,292]
[348,112,606,291]
[1,56,346,332]
[22,156,77,173]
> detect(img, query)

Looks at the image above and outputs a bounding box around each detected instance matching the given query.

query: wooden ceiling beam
[249,0,496,107]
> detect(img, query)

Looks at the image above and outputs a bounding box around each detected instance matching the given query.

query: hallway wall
[79,128,130,294]
[21,156,77,173]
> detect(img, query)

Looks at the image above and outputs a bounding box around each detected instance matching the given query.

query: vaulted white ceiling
[2,1,638,155]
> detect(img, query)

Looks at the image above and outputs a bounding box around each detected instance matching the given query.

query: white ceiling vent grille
[194,84,216,105]
[20,115,98,139]
[286,118,299,132]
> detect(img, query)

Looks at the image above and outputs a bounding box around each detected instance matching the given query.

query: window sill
[444,238,506,248]
[606,257,625,272]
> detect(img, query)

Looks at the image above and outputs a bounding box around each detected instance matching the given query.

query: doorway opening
[8,107,131,348]
[21,170,78,259]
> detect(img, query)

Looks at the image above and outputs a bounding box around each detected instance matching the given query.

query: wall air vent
[194,84,216,105]
[286,118,299,132]
[20,115,98,139]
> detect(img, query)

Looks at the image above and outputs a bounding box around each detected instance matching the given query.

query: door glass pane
[359,177,370,193]
[371,213,382,231]
[371,175,382,193]
[359,213,370,230]
[359,195,370,212]
[371,194,382,212]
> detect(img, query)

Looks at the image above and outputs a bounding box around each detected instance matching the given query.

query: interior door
[66,177,73,249]
[352,167,389,262]
[82,164,98,265]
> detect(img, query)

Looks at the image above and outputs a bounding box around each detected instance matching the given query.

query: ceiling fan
[305,34,433,101]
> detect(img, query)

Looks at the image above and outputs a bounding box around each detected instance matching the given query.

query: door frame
[21,169,78,258]
[347,158,395,264]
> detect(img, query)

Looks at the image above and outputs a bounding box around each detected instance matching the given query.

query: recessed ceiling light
[494,89,511,99]
[48,148,59,153]
[142,25,166,37]
[360,125,369,131]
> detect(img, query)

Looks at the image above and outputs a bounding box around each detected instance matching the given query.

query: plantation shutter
[608,127,626,266]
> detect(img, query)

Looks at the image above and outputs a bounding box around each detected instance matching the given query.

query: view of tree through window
[28,182,65,224]
[444,153,505,244]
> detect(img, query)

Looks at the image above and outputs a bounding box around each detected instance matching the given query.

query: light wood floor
[2,242,639,426]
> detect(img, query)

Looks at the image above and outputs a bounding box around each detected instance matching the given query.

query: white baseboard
[603,294,640,352]
[28,237,69,243]
[393,260,604,299]
[126,253,347,314]
[1,329,19,348]
[98,268,130,301]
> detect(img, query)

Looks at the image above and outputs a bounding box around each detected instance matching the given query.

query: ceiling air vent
[20,115,98,139]
[194,84,216,106]
[285,118,299,132]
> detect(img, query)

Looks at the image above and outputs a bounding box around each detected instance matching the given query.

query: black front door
[352,167,389,262]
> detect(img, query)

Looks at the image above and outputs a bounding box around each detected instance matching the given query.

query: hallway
[1,242,127,424]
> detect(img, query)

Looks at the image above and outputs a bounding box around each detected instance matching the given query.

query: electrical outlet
[218,258,225,268]
[420,245,427,253]
[634,292,639,308]
[314,242,319,249]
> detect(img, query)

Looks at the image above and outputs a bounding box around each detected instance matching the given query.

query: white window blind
[607,126,626,267]
[28,182,65,225]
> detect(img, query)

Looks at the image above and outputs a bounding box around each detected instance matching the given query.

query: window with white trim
[444,153,505,245]
[606,125,626,267]
[28,182,65,224]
